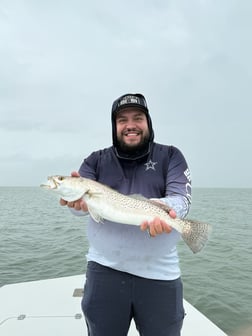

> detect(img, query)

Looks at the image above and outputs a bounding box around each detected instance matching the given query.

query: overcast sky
[0,0,251,187]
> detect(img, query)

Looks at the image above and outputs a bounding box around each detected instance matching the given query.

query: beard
[116,131,151,156]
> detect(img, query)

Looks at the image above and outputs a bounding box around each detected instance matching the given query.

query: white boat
[0,274,228,335]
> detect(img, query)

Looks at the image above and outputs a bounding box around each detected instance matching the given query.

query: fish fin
[181,219,212,253]
[87,206,104,223]
[88,191,104,198]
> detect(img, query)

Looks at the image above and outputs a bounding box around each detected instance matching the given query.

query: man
[61,93,192,336]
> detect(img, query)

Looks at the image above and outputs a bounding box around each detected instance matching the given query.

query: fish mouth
[40,176,58,189]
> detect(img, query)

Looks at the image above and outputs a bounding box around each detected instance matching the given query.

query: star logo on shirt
[144,159,158,171]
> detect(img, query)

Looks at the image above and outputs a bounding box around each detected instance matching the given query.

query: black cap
[112,93,149,115]
[111,93,154,157]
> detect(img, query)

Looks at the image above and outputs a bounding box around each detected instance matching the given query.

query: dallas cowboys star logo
[144,159,158,171]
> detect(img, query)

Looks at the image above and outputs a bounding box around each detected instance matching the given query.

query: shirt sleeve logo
[184,168,191,182]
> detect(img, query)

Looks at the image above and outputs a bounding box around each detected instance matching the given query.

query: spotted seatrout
[41,175,212,253]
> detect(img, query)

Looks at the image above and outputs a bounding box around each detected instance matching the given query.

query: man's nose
[125,120,137,129]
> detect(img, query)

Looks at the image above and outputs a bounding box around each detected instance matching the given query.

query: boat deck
[0,274,227,335]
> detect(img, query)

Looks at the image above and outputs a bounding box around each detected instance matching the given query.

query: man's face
[116,108,150,152]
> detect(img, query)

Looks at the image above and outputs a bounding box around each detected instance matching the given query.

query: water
[0,187,251,335]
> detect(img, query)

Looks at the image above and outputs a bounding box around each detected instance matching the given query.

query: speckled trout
[40,175,211,253]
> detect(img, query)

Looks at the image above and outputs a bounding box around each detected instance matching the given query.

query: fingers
[70,199,88,211]
[59,197,88,212]
[168,209,176,219]
[149,218,163,236]
[140,218,172,237]
[162,222,172,234]
[59,198,76,208]
[80,201,88,212]
[66,200,83,211]
[59,198,67,206]
[71,171,80,177]
[68,201,81,210]
[140,221,149,231]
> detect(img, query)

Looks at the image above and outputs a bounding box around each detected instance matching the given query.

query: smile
[123,131,141,136]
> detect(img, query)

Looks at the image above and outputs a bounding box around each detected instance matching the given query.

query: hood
[111,93,154,159]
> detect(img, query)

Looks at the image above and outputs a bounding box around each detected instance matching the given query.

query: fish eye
[58,176,64,181]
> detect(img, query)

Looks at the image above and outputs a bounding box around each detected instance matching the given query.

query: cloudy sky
[0,0,251,187]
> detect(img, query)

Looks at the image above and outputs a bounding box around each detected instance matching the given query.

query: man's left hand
[140,209,176,237]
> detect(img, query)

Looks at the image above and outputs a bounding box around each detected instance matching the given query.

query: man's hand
[140,208,176,237]
[59,171,88,212]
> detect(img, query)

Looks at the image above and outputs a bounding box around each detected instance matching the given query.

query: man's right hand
[59,171,88,212]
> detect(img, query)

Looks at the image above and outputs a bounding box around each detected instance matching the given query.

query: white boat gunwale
[0,274,228,336]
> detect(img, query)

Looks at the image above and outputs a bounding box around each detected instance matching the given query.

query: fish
[40,175,212,253]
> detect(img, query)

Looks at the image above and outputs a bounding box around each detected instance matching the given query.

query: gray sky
[0,0,251,187]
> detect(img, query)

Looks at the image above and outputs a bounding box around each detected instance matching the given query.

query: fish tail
[181,219,212,253]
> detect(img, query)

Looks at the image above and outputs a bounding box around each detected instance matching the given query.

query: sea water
[0,187,251,335]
